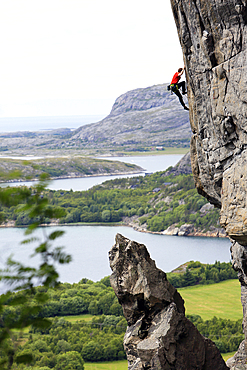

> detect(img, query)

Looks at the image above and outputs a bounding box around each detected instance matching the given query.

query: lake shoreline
[0,220,228,239]
[124,222,227,238]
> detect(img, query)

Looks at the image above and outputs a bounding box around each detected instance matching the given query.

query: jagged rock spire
[109,234,228,369]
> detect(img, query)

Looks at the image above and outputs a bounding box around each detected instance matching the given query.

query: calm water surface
[0,154,183,191]
[0,153,231,293]
[0,225,231,292]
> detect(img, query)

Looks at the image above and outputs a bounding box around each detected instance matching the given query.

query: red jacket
[171,72,181,85]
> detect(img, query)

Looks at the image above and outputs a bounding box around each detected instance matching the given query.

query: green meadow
[62,279,242,324]
[83,354,235,369]
[84,361,127,370]
[178,279,242,320]
[62,314,96,323]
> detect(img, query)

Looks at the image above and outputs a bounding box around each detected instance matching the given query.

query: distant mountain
[0,84,191,156]
[69,83,191,150]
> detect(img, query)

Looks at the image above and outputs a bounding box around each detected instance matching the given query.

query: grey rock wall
[170,0,247,367]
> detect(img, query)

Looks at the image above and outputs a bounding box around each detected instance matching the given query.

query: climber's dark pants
[171,81,186,108]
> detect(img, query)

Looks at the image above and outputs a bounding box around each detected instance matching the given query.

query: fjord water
[0,153,232,291]
[0,226,231,291]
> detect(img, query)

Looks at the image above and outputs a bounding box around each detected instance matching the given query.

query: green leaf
[7,295,28,306]
[25,223,40,234]
[52,247,72,264]
[52,207,67,218]
[16,353,33,364]
[34,242,48,254]
[35,292,49,303]
[48,230,65,240]
[21,237,39,244]
[31,318,52,329]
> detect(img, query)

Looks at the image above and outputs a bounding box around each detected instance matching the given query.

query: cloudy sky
[0,0,183,117]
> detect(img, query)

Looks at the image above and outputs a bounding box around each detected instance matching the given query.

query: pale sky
[0,0,183,117]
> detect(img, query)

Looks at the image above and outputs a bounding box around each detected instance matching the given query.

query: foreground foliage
[0,177,72,369]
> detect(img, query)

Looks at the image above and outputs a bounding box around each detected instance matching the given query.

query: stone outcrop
[109,234,228,369]
[163,223,194,236]
[162,151,192,176]
[163,223,226,237]
[170,0,247,367]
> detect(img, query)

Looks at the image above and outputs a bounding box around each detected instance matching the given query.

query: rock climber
[170,67,189,110]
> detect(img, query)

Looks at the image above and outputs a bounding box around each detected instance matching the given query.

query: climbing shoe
[182,91,187,95]
[184,106,189,111]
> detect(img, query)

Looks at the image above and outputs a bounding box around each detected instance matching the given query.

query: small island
[0,156,143,183]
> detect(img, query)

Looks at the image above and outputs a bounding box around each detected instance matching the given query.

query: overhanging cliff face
[170,0,247,243]
[170,1,247,367]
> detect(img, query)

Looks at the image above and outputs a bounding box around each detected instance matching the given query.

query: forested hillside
[0,165,222,235]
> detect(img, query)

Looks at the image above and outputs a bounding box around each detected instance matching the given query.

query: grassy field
[221,352,235,362]
[61,280,242,324]
[178,279,242,320]
[61,279,242,322]
[84,361,127,370]
[122,147,189,156]
[62,314,96,323]
[83,351,235,369]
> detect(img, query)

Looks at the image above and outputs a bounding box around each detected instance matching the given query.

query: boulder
[178,223,194,236]
[163,225,179,235]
